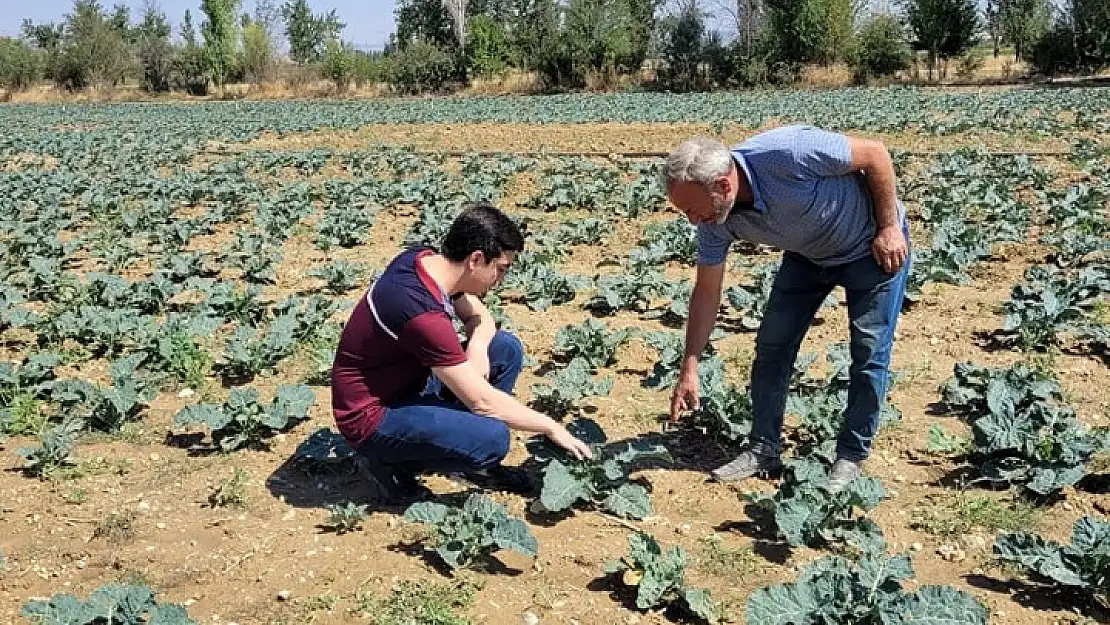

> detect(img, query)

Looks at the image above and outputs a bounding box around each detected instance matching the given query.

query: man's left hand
[872,225,908,274]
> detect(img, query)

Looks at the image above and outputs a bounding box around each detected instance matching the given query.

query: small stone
[137,501,151,512]
[276,590,291,601]
[675,523,691,535]
[281,510,295,521]
[149,454,160,462]
[937,544,966,562]
[624,614,641,625]
[929,337,940,345]
[965,534,988,551]
[1062,502,1074,511]
[155,522,166,530]
[177,388,195,398]
[911,542,923,552]
[894,475,906,483]
[521,610,541,625]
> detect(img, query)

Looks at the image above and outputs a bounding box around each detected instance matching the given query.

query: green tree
[200,0,240,86]
[20,20,64,81]
[57,0,135,89]
[465,13,511,76]
[174,9,209,94]
[854,12,912,81]
[281,0,345,63]
[394,0,456,50]
[241,19,275,81]
[385,37,456,93]
[765,0,829,64]
[504,0,559,70]
[999,0,1052,61]
[657,2,707,91]
[0,37,45,91]
[135,1,173,92]
[903,0,980,75]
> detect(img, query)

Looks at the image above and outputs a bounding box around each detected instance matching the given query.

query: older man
[662,125,910,492]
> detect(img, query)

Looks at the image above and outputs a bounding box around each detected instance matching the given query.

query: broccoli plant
[227,231,282,284]
[310,260,371,295]
[994,515,1110,608]
[938,361,1105,495]
[786,344,901,452]
[314,206,376,250]
[552,319,636,371]
[173,385,315,451]
[144,319,212,390]
[604,532,718,623]
[630,218,698,266]
[725,262,779,330]
[692,357,753,442]
[21,582,196,625]
[528,418,671,520]
[997,264,1108,352]
[403,493,538,570]
[219,318,298,380]
[588,265,665,315]
[323,502,370,534]
[745,453,889,552]
[530,358,613,417]
[519,264,588,312]
[196,281,267,325]
[17,417,84,479]
[745,550,988,625]
[84,354,160,432]
[554,217,609,246]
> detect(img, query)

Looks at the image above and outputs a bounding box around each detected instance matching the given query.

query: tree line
[0,0,1107,96]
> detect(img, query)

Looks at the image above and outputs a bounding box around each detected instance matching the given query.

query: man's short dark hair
[441,203,525,263]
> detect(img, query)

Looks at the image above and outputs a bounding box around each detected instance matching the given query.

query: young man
[331,203,592,504]
[661,125,911,492]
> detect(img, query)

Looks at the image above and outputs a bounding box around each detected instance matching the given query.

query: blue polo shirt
[696,125,906,268]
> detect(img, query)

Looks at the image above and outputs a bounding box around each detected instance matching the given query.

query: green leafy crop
[403,493,537,570]
[173,385,315,451]
[604,532,718,623]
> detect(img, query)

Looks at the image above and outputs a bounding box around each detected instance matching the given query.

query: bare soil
[1,122,1107,625]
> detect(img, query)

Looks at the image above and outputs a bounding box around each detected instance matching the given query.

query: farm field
[1,87,1109,624]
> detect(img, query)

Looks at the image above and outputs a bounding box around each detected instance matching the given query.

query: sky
[0,0,398,51]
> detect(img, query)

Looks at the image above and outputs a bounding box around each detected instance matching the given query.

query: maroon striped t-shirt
[331,247,467,448]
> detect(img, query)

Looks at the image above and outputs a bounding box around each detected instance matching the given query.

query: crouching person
[331,203,592,504]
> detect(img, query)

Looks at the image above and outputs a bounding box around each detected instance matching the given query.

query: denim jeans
[747,239,911,462]
[356,330,524,474]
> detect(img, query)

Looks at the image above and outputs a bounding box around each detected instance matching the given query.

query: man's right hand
[669,366,701,421]
[547,423,594,461]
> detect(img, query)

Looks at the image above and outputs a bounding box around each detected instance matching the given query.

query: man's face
[467,250,515,295]
[668,178,734,225]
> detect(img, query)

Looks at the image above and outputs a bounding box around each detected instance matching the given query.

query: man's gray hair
[660,136,734,190]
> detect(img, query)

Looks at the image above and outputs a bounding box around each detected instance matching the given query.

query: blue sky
[0,0,397,50]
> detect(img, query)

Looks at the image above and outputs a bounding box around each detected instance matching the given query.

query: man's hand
[669,366,701,421]
[872,225,907,274]
[547,423,594,460]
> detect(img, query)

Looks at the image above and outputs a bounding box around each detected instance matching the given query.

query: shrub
[385,38,457,94]
[854,13,912,82]
[0,37,44,91]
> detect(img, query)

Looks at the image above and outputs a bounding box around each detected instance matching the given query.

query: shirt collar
[731,151,766,213]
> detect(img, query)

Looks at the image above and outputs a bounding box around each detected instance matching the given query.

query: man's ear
[714,175,731,197]
[466,250,486,269]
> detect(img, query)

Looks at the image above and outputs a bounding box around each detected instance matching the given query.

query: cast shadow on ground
[713,504,793,566]
[964,574,1110,621]
[386,540,527,578]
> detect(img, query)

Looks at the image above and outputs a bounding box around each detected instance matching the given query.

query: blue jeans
[357,330,524,474]
[748,243,910,462]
